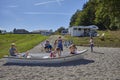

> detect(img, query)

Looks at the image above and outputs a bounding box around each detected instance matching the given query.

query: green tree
[69,0,96,27]
[69,10,81,27]
[69,0,120,30]
[95,0,120,30]
[55,27,65,34]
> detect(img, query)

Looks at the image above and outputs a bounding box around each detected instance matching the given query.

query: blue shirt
[9,47,17,56]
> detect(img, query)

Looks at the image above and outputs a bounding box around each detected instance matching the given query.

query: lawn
[64,30,120,47]
[0,34,48,58]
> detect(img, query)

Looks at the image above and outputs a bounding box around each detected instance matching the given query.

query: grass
[0,30,119,58]
[64,30,120,47]
[0,34,48,58]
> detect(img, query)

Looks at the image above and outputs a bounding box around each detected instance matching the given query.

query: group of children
[9,36,78,58]
[44,36,94,58]
[44,36,77,58]
[50,44,78,58]
[44,36,64,58]
[9,36,94,58]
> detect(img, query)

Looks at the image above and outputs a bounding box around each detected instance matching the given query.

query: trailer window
[78,28,81,30]
[74,28,77,30]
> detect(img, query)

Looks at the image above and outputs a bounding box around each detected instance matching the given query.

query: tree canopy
[54,27,66,34]
[69,0,120,30]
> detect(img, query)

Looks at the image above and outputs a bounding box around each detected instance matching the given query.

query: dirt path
[29,35,68,53]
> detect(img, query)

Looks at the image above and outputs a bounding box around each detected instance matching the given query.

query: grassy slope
[0,34,48,58]
[64,30,120,47]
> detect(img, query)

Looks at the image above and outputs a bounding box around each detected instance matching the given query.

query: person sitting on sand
[44,40,52,52]
[69,44,77,54]
[50,47,61,58]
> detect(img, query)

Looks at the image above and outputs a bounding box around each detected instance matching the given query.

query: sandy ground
[0,35,120,80]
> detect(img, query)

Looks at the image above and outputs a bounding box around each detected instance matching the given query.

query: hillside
[65,30,120,47]
[0,34,48,58]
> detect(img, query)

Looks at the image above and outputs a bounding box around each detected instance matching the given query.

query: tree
[95,0,120,30]
[69,10,81,27]
[69,0,120,30]
[55,27,66,34]
[69,1,96,27]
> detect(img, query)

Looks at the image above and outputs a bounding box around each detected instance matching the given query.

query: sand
[0,35,120,80]
[0,47,120,80]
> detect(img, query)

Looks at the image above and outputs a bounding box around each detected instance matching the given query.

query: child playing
[44,40,52,53]
[9,43,30,58]
[9,43,19,56]
[22,51,30,58]
[69,44,77,54]
[50,47,61,58]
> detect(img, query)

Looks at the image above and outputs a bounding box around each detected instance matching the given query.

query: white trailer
[68,25,98,37]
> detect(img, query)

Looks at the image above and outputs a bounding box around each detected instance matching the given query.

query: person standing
[57,36,64,56]
[54,40,57,49]
[89,37,94,52]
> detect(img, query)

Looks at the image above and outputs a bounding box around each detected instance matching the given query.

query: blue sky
[0,0,88,32]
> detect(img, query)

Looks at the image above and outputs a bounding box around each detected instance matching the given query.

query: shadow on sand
[3,59,94,67]
[92,51,104,54]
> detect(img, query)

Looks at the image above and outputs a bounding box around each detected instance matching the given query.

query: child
[22,51,30,58]
[50,47,61,58]
[57,36,64,51]
[9,43,19,56]
[89,37,94,52]
[57,36,64,56]
[69,44,77,54]
[9,43,30,58]
[54,40,57,49]
[44,40,52,52]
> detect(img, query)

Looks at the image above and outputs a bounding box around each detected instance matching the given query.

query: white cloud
[23,12,71,15]
[56,0,64,6]
[34,0,64,6]
[8,5,18,8]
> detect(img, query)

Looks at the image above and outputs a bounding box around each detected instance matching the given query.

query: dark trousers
[90,44,94,52]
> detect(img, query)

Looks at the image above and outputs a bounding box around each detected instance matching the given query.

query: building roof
[70,25,98,30]
[32,30,51,33]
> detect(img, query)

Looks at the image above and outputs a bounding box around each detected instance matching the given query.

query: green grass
[64,30,120,47]
[0,34,48,58]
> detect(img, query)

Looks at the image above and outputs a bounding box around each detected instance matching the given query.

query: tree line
[69,0,120,30]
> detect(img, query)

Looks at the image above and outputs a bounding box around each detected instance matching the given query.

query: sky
[0,0,88,32]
